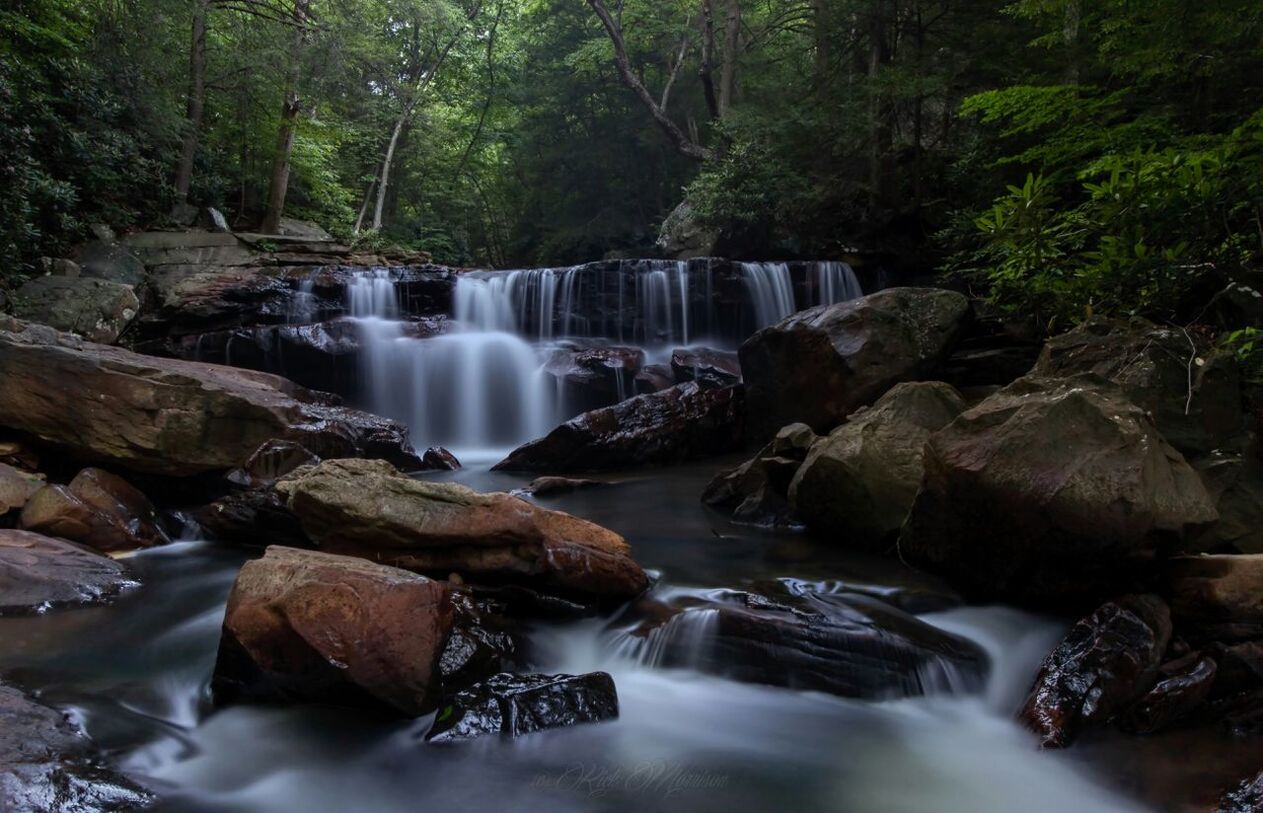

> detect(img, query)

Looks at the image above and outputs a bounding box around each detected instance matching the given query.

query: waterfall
[347,268,399,318]
[740,262,797,328]
[813,261,863,306]
[287,274,319,324]
[608,608,722,668]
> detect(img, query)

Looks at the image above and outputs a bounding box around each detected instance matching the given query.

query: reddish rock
[1118,652,1217,734]
[212,546,454,716]
[20,468,167,553]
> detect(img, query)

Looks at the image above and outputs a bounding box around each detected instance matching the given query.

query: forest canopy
[1,0,1261,326]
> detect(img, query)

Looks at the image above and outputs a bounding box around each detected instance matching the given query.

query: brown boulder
[1167,555,1263,642]
[0,462,43,515]
[901,375,1217,607]
[738,287,971,441]
[20,468,168,553]
[1019,594,1172,748]
[275,459,649,604]
[0,530,134,614]
[494,382,745,473]
[0,317,422,475]
[212,546,454,716]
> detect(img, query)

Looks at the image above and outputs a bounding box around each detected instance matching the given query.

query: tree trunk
[353,179,376,234]
[261,0,310,235]
[698,0,721,119]
[371,105,411,231]
[718,0,741,115]
[1063,0,1081,84]
[867,0,894,211]
[173,0,209,207]
[813,0,831,93]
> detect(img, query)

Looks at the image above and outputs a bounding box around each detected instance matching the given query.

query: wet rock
[421,447,461,471]
[1118,652,1217,734]
[1034,318,1243,456]
[788,382,966,550]
[20,468,168,553]
[1018,594,1172,748]
[227,440,321,488]
[0,680,154,812]
[11,277,140,344]
[198,487,309,549]
[620,590,987,700]
[634,363,676,395]
[671,347,741,389]
[544,344,644,412]
[515,477,604,498]
[901,375,1217,607]
[1167,555,1263,643]
[0,317,423,475]
[438,592,525,689]
[212,546,454,716]
[494,382,745,473]
[425,672,618,743]
[275,459,649,604]
[0,462,44,515]
[1213,772,1263,813]
[739,287,971,441]
[702,423,817,527]
[0,530,134,614]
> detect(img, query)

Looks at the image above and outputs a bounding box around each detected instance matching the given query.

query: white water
[813,261,863,307]
[740,262,797,328]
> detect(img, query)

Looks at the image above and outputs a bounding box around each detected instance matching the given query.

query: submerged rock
[494,382,745,473]
[0,681,153,812]
[0,530,134,614]
[275,459,649,604]
[425,672,618,743]
[212,546,454,716]
[616,590,987,700]
[702,423,817,527]
[20,468,168,553]
[1019,594,1172,748]
[0,317,423,475]
[1034,318,1243,457]
[788,381,966,550]
[515,477,604,498]
[11,276,140,344]
[739,287,971,441]
[1167,554,1263,643]
[901,375,1217,607]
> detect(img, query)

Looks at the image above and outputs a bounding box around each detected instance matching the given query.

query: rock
[543,344,644,412]
[702,423,817,527]
[1018,594,1172,748]
[657,200,719,259]
[634,363,676,395]
[212,546,454,716]
[901,375,1218,607]
[0,441,40,472]
[671,347,741,389]
[76,239,145,286]
[439,592,524,689]
[0,462,44,515]
[275,217,333,241]
[515,477,604,498]
[425,672,618,743]
[1167,555,1263,643]
[20,468,168,553]
[1215,773,1263,813]
[494,383,745,473]
[11,277,140,344]
[739,287,971,441]
[421,447,461,471]
[619,590,987,700]
[1194,454,1263,554]
[275,459,649,604]
[1118,652,1217,734]
[227,440,321,488]
[0,680,154,812]
[122,231,254,268]
[0,317,422,475]
[788,382,967,549]
[0,530,135,614]
[88,224,115,243]
[1034,318,1243,456]
[198,487,310,549]
[169,201,199,226]
[38,257,81,278]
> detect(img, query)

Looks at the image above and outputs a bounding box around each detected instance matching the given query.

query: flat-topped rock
[0,530,135,614]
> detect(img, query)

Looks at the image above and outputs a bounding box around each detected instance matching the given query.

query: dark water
[0,460,1187,813]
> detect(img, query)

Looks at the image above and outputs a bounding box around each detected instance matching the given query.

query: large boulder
[543,344,645,412]
[0,530,135,614]
[20,468,168,553]
[1034,318,1243,456]
[1167,555,1263,643]
[0,462,44,515]
[0,318,422,475]
[739,287,971,441]
[1193,454,1263,554]
[274,459,649,604]
[0,681,153,812]
[1019,595,1172,748]
[75,239,146,286]
[900,375,1218,607]
[212,546,454,716]
[425,672,618,743]
[702,423,817,527]
[788,381,967,550]
[494,382,745,473]
[11,276,140,344]
[615,589,987,700]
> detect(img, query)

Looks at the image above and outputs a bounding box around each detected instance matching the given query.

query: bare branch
[659,33,690,111]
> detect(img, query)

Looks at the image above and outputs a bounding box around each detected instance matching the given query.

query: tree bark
[261,0,310,235]
[588,0,714,162]
[867,0,894,211]
[718,0,741,115]
[173,0,209,207]
[812,0,831,93]
[698,0,721,120]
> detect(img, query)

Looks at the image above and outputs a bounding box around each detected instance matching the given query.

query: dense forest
[2,0,1262,324]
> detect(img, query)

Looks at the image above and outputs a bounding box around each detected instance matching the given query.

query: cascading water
[813,260,863,306]
[740,262,797,328]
